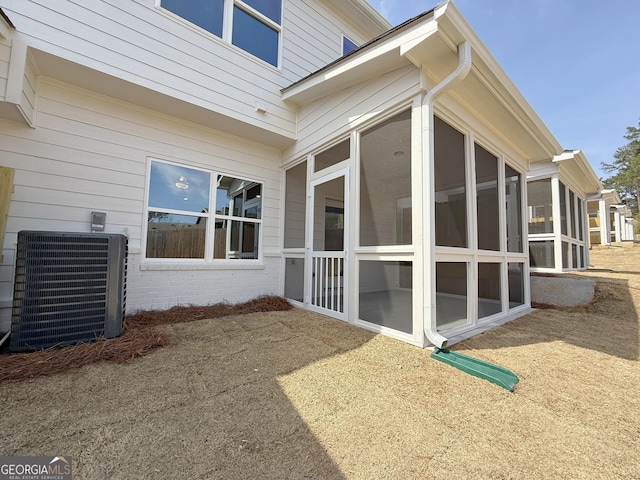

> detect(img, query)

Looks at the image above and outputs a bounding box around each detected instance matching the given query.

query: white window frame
[158,0,282,67]
[144,158,263,264]
[432,112,529,338]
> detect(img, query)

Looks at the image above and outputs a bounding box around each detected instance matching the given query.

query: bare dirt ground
[1,245,639,479]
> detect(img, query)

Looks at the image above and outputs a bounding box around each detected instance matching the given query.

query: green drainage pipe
[430,349,519,392]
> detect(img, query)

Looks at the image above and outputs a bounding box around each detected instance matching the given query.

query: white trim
[306,166,350,321]
[143,157,265,265]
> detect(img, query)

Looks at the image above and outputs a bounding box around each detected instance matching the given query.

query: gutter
[422,41,472,349]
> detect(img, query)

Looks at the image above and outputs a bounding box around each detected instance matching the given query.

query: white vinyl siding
[3,0,294,138]
[1,1,379,143]
[0,41,10,101]
[0,79,283,330]
[283,1,369,81]
[284,65,419,164]
[19,51,38,124]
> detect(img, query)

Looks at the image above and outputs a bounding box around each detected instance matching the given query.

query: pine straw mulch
[0,295,292,384]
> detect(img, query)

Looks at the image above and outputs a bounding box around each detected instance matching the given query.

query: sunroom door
[308,168,349,321]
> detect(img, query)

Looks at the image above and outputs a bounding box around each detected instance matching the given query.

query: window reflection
[146,160,262,260]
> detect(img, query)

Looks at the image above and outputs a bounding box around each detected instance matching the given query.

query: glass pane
[435,117,467,247]
[325,206,344,251]
[577,199,584,241]
[162,0,223,36]
[313,176,344,251]
[562,241,569,269]
[284,162,307,249]
[527,178,553,234]
[610,212,617,242]
[232,6,279,66]
[505,164,523,253]
[569,190,576,238]
[529,240,554,268]
[149,161,210,213]
[475,144,499,251]
[216,176,262,219]
[559,181,568,235]
[580,246,585,268]
[508,263,525,308]
[478,263,501,319]
[146,213,206,258]
[284,258,304,302]
[360,110,411,246]
[359,261,412,334]
[436,262,468,330]
[343,36,358,55]
[242,0,281,23]
[315,139,350,173]
[214,219,259,259]
[572,244,578,269]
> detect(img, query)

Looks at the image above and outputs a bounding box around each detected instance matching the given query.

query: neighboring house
[0,0,603,348]
[527,150,602,273]
[609,203,637,242]
[587,190,636,245]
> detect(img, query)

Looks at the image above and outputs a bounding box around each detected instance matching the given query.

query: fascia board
[553,150,603,194]
[282,20,438,104]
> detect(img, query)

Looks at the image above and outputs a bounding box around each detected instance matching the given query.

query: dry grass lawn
[1,245,639,479]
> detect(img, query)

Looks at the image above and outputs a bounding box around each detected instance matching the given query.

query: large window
[146,160,262,260]
[360,110,412,247]
[475,143,499,251]
[505,165,523,253]
[433,115,526,335]
[528,178,553,234]
[434,117,467,248]
[161,0,281,67]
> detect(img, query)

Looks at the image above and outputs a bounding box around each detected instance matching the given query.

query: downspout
[422,41,472,349]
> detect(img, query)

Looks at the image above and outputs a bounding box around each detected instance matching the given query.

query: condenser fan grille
[10,231,127,352]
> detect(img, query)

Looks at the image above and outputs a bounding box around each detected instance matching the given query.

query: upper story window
[342,36,358,55]
[146,159,262,261]
[161,0,282,67]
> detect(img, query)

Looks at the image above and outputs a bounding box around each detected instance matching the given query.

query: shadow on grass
[454,275,639,361]
[0,308,379,479]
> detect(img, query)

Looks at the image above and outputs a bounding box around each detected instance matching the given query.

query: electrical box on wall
[91,211,106,231]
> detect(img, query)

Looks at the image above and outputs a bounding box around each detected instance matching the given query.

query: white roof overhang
[588,189,622,205]
[552,150,603,195]
[282,0,566,164]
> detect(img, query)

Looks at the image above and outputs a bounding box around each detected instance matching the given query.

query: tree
[602,119,640,215]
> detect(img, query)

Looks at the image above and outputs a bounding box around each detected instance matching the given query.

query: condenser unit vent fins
[10,231,127,352]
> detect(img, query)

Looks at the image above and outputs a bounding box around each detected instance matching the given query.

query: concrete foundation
[530,276,595,307]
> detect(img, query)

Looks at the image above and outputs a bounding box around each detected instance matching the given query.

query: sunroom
[527,150,601,273]
[280,2,570,347]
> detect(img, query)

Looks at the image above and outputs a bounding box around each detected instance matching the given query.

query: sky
[366,0,640,179]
